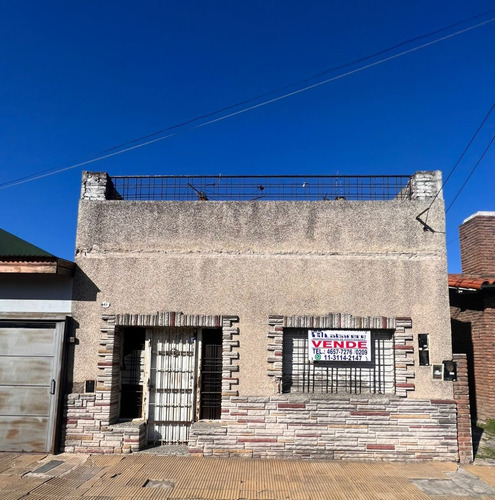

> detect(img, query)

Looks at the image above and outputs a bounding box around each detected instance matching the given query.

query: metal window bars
[282,330,394,395]
[108,175,413,201]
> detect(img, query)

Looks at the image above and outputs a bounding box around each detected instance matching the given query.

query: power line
[446,236,460,246]
[55,8,495,157]
[446,134,495,213]
[1,13,495,191]
[423,102,495,224]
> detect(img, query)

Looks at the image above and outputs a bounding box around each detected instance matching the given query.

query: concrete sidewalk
[0,452,494,500]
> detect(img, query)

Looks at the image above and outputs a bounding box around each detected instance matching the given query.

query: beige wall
[72,197,453,399]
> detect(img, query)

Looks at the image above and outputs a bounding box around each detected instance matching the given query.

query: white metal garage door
[146,327,197,445]
[0,322,64,452]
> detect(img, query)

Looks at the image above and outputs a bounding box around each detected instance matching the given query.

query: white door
[0,321,64,452]
[146,327,197,445]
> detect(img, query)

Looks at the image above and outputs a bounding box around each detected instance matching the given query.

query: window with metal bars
[282,329,394,395]
[200,329,223,420]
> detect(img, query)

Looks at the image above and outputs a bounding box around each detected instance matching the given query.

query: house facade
[63,171,470,461]
[0,229,73,452]
[450,212,495,425]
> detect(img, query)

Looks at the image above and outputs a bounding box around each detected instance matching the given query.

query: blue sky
[1,1,494,272]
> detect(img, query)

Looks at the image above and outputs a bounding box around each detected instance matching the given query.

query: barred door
[146,328,197,445]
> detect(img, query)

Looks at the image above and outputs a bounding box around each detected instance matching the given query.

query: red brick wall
[453,353,473,464]
[460,214,495,275]
[454,213,495,423]
[451,294,495,423]
[474,299,495,422]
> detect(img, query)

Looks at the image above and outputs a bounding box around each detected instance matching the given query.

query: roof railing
[106,174,414,201]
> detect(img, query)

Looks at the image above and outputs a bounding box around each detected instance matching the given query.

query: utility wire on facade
[1,12,495,191]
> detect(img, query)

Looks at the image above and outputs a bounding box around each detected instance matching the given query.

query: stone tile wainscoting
[62,393,146,454]
[189,395,458,460]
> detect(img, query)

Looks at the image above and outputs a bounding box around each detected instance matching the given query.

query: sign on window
[308,330,371,362]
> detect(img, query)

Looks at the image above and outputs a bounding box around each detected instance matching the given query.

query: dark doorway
[451,318,477,424]
[200,328,222,419]
[120,327,145,419]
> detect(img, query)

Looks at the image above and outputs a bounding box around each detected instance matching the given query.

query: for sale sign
[308,330,371,362]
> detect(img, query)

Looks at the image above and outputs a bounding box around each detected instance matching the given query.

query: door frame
[144,326,200,445]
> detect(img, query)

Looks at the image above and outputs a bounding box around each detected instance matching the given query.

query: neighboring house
[0,228,74,453]
[449,212,495,425]
[64,170,470,462]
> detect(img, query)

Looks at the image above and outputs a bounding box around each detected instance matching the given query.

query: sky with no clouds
[0,1,494,272]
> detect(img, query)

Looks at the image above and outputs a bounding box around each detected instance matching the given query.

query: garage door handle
[50,379,56,395]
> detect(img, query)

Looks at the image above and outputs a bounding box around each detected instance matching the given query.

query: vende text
[311,340,367,349]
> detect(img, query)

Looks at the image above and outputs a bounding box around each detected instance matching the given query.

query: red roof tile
[448,274,495,290]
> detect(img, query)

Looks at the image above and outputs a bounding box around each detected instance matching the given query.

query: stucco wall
[72,197,452,399]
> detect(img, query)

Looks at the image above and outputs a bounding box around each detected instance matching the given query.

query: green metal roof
[0,228,55,259]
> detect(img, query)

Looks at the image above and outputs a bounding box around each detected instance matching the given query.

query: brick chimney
[459,212,495,275]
